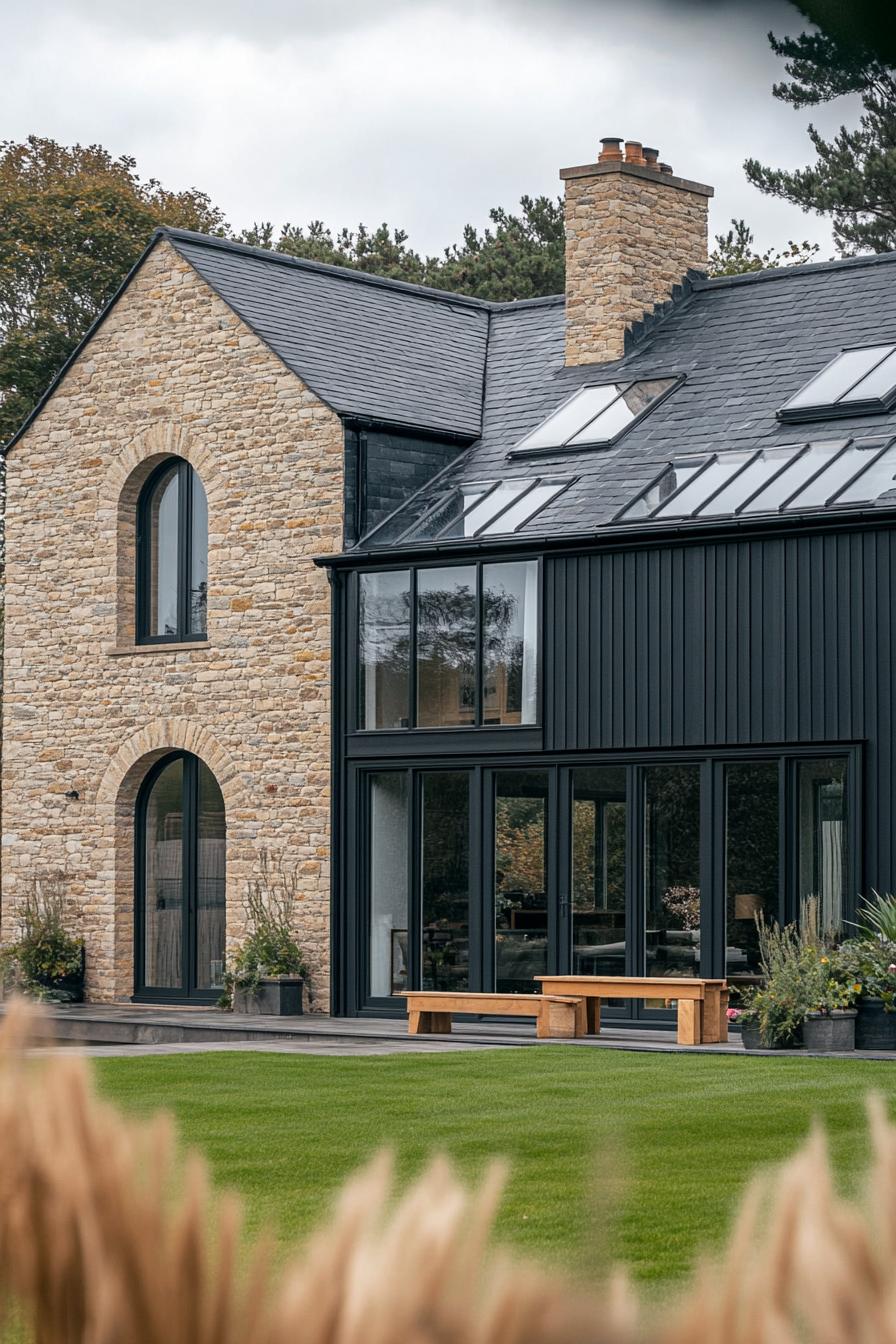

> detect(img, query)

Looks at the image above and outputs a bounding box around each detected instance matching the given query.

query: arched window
[136,460,208,643]
[135,751,226,1000]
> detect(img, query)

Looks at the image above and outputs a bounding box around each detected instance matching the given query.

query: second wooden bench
[402,991,583,1040]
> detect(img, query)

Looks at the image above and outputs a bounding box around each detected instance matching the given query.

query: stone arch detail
[103,421,227,512]
[104,422,224,646]
[97,718,246,811]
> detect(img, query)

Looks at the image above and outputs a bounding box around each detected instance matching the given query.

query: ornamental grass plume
[3,998,896,1344]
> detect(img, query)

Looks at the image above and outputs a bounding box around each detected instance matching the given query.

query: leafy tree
[0,137,228,445]
[707,218,821,277]
[744,29,896,254]
[240,219,428,284]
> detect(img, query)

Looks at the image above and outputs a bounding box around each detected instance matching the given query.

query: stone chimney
[561,136,714,366]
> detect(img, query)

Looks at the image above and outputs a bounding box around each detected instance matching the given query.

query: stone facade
[562,153,713,365]
[1,239,343,1005]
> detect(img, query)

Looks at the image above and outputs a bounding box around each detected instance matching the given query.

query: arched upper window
[136,460,208,643]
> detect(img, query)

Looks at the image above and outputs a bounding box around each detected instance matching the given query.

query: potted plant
[728,1001,763,1051]
[222,852,309,1015]
[0,872,85,1003]
[743,917,825,1049]
[801,966,858,1052]
[832,936,896,1050]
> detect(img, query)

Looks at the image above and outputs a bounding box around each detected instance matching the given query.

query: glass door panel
[142,757,184,989]
[724,762,780,995]
[571,767,627,977]
[368,773,409,998]
[797,758,848,936]
[195,761,226,992]
[643,765,702,989]
[494,770,549,992]
[421,773,471,991]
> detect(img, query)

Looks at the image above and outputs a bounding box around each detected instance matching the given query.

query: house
[4,136,896,1024]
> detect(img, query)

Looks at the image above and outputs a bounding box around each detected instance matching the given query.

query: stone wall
[562,159,713,365]
[1,239,343,1005]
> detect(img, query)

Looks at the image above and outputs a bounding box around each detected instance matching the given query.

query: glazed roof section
[360,250,896,548]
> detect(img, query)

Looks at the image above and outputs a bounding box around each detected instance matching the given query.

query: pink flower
[888,965,896,975]
[726,1007,740,1021]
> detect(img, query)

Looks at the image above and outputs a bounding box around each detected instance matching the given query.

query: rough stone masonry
[1,240,343,1005]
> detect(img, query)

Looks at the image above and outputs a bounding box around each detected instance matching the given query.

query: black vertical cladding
[543,526,896,892]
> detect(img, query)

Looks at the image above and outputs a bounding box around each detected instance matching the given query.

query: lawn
[96,1048,896,1289]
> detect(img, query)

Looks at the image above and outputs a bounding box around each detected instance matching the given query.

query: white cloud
[2,0,860,258]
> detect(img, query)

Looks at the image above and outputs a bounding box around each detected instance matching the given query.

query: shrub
[832,938,896,1011]
[854,891,896,943]
[220,850,309,1008]
[747,914,853,1046]
[0,873,83,1002]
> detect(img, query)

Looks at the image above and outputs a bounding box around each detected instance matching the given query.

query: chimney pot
[659,161,673,174]
[598,136,624,163]
[624,140,646,166]
[642,147,659,169]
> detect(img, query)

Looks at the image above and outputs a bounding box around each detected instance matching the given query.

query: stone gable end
[2,239,343,1005]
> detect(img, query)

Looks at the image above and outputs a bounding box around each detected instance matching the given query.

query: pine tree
[744,29,896,254]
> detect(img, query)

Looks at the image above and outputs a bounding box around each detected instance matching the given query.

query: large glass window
[494,771,549,992]
[138,459,209,644]
[797,758,848,935]
[643,765,702,980]
[421,773,471,991]
[359,571,411,729]
[724,762,780,988]
[571,767,627,975]
[482,562,538,726]
[417,566,477,727]
[358,561,540,730]
[141,756,184,990]
[369,774,409,997]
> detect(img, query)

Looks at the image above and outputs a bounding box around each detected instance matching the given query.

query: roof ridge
[160,227,502,311]
[695,249,896,291]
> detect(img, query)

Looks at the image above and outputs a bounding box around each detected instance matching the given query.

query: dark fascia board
[314,501,896,570]
[2,233,167,456]
[341,415,477,447]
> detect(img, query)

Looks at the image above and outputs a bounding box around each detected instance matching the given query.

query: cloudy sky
[4,0,859,259]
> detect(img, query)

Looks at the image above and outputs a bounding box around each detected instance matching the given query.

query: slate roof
[359,250,896,549]
[166,230,490,439]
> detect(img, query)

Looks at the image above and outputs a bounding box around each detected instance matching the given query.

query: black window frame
[355,558,543,734]
[778,342,896,423]
[136,458,208,646]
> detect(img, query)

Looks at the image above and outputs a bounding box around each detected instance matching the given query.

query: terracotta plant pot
[232,976,303,1016]
[802,1010,856,1053]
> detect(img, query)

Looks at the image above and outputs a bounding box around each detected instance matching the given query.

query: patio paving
[6,1002,892,1059]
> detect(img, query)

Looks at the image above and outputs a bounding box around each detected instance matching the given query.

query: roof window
[511,377,680,456]
[616,438,896,523]
[779,345,896,422]
[366,475,573,546]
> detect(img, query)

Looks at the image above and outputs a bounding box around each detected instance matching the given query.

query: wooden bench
[402,991,584,1040]
[535,976,729,1045]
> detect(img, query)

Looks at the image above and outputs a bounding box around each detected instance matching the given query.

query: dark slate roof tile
[166,230,490,439]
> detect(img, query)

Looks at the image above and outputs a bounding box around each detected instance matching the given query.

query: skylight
[511,377,680,455]
[615,439,896,523]
[779,345,896,422]
[366,475,573,546]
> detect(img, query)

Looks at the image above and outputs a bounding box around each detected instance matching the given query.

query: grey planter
[738,1022,764,1051]
[803,1010,856,1053]
[855,998,896,1051]
[232,976,304,1016]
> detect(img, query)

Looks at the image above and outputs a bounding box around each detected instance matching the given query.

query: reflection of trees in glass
[645,766,701,918]
[495,795,545,895]
[191,581,207,633]
[422,774,469,991]
[360,589,410,671]
[572,800,625,912]
[483,587,522,712]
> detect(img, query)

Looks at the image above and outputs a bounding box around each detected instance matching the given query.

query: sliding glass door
[356,749,857,1013]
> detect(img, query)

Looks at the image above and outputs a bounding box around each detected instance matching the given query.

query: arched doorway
[135,751,225,1002]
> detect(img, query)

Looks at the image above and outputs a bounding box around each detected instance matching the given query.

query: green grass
[95,1049,896,1288]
